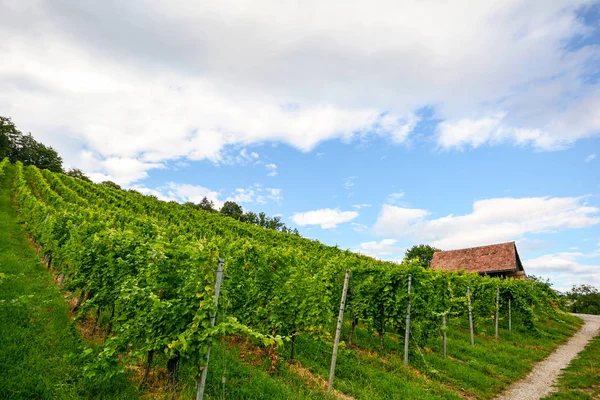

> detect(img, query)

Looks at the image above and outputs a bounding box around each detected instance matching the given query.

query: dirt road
[495,313,600,400]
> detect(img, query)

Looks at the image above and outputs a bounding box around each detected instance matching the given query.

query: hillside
[0,158,584,399]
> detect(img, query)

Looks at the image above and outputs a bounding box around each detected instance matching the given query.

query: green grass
[277,312,582,399]
[542,332,600,400]
[0,164,136,399]
[0,163,328,399]
[0,161,586,399]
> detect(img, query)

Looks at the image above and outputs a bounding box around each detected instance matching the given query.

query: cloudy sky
[1,0,599,290]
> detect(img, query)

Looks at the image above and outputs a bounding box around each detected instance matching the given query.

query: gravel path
[495,313,600,400]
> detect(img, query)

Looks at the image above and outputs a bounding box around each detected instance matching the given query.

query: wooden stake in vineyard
[404,274,412,367]
[328,269,351,393]
[509,298,512,332]
[442,314,447,358]
[495,287,500,339]
[467,286,474,346]
[197,258,225,400]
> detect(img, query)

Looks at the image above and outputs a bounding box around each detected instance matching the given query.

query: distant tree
[220,201,243,220]
[404,244,441,268]
[197,197,216,212]
[101,181,122,190]
[0,116,63,172]
[0,117,20,159]
[243,211,259,225]
[566,285,600,315]
[258,212,268,228]
[265,215,284,231]
[16,132,63,172]
[184,201,197,209]
[65,168,91,182]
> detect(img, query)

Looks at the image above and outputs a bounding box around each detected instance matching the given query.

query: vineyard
[0,158,582,399]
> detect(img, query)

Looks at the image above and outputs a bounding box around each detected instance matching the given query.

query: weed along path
[495,313,600,400]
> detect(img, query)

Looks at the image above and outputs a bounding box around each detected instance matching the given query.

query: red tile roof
[430,241,524,274]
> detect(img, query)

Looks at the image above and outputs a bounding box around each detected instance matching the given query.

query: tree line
[184,198,300,235]
[1,117,63,173]
[1,116,295,235]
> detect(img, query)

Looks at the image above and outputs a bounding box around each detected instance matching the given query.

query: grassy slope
[543,332,600,400]
[0,164,136,399]
[279,311,582,400]
[0,161,585,399]
[0,163,328,399]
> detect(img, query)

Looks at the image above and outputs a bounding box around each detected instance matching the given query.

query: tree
[0,116,63,172]
[265,215,284,231]
[0,117,20,159]
[242,211,259,225]
[403,244,440,268]
[184,201,197,209]
[197,197,216,212]
[101,181,122,190]
[65,168,92,182]
[566,285,600,315]
[220,201,243,220]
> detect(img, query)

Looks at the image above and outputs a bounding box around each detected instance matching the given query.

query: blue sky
[1,0,599,290]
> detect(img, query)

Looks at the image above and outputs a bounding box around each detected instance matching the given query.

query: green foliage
[543,332,600,399]
[0,163,136,398]
[220,200,244,219]
[0,116,63,172]
[198,196,216,212]
[404,244,440,268]
[7,159,566,395]
[100,180,122,190]
[65,168,92,182]
[565,285,600,315]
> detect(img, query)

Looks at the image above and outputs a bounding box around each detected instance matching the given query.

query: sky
[1,0,599,291]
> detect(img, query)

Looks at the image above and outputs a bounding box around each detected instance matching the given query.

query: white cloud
[356,239,405,260]
[585,154,596,163]
[374,197,600,249]
[151,182,225,208]
[524,249,600,291]
[76,151,165,186]
[352,203,372,209]
[351,222,369,232]
[133,182,282,208]
[291,208,358,229]
[344,176,357,190]
[436,93,600,151]
[265,163,278,176]
[226,185,283,205]
[386,192,405,205]
[1,0,598,183]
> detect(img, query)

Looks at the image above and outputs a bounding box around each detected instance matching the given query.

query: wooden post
[495,287,500,339]
[196,258,225,400]
[404,274,412,367]
[442,314,447,358]
[328,269,351,392]
[508,298,512,332]
[467,286,474,346]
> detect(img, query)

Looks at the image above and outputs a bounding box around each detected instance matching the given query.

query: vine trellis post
[404,274,412,367]
[508,298,512,332]
[196,258,225,400]
[467,286,474,346]
[442,314,447,358]
[495,287,500,339]
[328,269,350,393]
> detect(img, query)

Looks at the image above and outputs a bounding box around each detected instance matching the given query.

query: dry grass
[288,361,355,400]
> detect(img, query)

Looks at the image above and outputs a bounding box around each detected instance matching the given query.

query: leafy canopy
[404,244,441,268]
